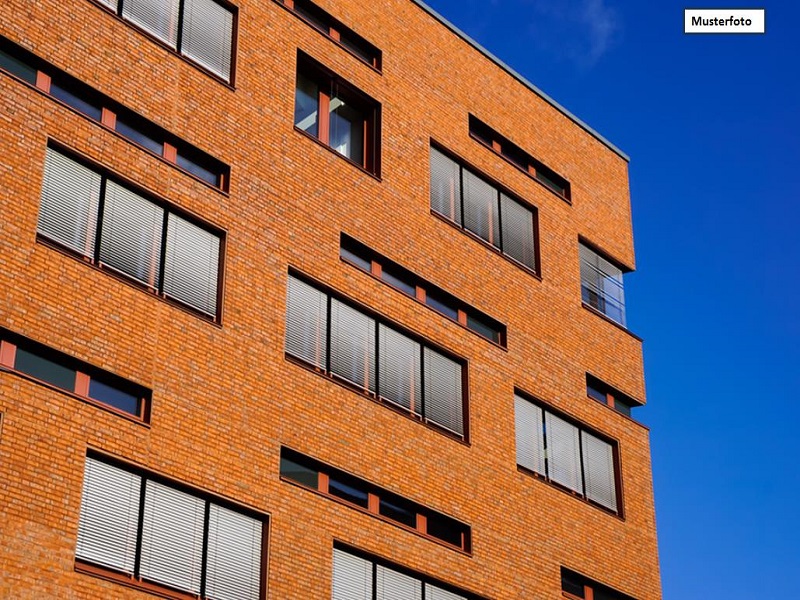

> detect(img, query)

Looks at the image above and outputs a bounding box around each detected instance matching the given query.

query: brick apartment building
[0,0,660,598]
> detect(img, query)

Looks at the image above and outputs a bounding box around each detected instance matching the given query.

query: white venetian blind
[163,213,220,316]
[181,0,233,81]
[205,504,262,600]
[38,147,101,257]
[425,583,467,600]
[429,147,461,225]
[514,395,545,475]
[500,193,536,269]
[378,324,421,414]
[545,411,583,494]
[75,457,141,574]
[122,0,180,48]
[99,181,164,288]
[330,298,376,392]
[332,548,372,600]
[462,169,499,248]
[581,431,618,512]
[139,480,205,594]
[376,564,422,600]
[285,276,328,369]
[423,347,463,436]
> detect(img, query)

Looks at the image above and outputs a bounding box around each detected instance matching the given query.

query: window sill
[580,303,641,341]
[516,465,624,520]
[86,0,237,89]
[284,353,469,445]
[75,561,202,600]
[293,126,381,181]
[36,235,223,328]
[0,366,149,427]
[430,210,542,281]
[470,133,572,204]
[280,476,472,555]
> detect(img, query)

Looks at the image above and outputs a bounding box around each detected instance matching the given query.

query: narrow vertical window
[579,242,626,326]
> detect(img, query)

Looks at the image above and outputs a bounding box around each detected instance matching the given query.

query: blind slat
[330,298,376,392]
[423,347,463,436]
[545,411,583,494]
[285,276,329,369]
[122,0,180,48]
[514,395,545,475]
[205,504,262,600]
[332,548,372,600]
[38,148,101,257]
[163,213,220,316]
[500,193,536,269]
[425,582,467,600]
[377,564,422,600]
[378,324,422,415]
[582,431,618,511]
[181,0,233,81]
[462,169,499,249]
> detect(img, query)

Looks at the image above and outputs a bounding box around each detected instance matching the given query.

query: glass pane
[328,475,369,508]
[426,513,465,548]
[381,268,415,297]
[279,455,319,489]
[122,0,180,48]
[115,114,164,155]
[614,400,632,417]
[294,0,329,31]
[379,493,416,528]
[176,151,220,186]
[466,313,501,343]
[88,378,140,416]
[329,96,364,164]
[425,293,458,321]
[295,72,319,137]
[586,382,608,404]
[0,47,37,84]
[50,80,103,121]
[329,299,376,392]
[340,246,372,273]
[561,571,586,597]
[15,347,76,391]
[429,147,461,225]
[180,0,233,81]
[462,169,499,248]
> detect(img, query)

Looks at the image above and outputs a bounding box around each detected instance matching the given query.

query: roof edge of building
[410,0,631,163]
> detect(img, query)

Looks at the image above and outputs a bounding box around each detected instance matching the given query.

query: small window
[0,331,150,420]
[0,44,37,83]
[579,242,627,326]
[380,267,416,297]
[586,374,639,418]
[295,52,380,175]
[425,292,459,321]
[50,79,103,120]
[279,453,320,489]
[328,473,370,509]
[379,492,417,528]
[426,512,469,551]
[561,568,637,600]
[115,113,164,155]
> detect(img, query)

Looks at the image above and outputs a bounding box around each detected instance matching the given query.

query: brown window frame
[275,0,382,71]
[340,233,507,347]
[561,567,638,600]
[281,448,472,553]
[0,329,151,423]
[294,51,381,177]
[469,115,571,202]
[0,36,230,191]
[586,373,641,419]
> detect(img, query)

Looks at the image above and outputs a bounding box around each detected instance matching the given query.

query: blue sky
[421,1,800,598]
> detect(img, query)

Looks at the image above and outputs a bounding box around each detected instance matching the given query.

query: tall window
[76,455,265,599]
[38,146,223,319]
[579,242,626,326]
[96,0,235,81]
[284,274,466,438]
[332,546,482,600]
[430,145,538,272]
[515,394,620,513]
[294,52,380,175]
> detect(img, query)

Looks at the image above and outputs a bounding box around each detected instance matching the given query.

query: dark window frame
[274,0,382,71]
[586,374,641,419]
[469,115,572,201]
[430,142,542,277]
[340,234,507,347]
[284,270,470,442]
[0,36,230,191]
[294,51,381,177]
[561,567,638,600]
[579,238,630,329]
[515,390,624,517]
[85,0,239,85]
[281,448,472,553]
[75,452,268,600]
[38,142,226,323]
[0,330,151,423]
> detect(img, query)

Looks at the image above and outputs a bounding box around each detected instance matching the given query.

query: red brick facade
[0,0,661,598]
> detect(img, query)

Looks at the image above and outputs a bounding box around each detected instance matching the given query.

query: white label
[684,9,765,33]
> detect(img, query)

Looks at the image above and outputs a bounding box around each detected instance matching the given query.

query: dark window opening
[115,113,164,155]
[381,267,416,297]
[14,346,77,391]
[328,474,370,509]
[426,513,469,551]
[586,374,639,419]
[379,493,417,528]
[50,79,103,121]
[0,45,36,83]
[561,568,637,600]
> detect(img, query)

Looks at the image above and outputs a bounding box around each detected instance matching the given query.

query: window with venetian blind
[514,393,620,514]
[37,146,223,319]
[579,242,626,326]
[284,274,466,438]
[332,547,483,600]
[94,0,235,82]
[75,455,265,599]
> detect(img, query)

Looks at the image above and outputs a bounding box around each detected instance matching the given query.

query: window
[0,37,230,189]
[275,0,381,69]
[0,330,150,420]
[76,455,265,598]
[340,234,506,346]
[295,52,380,175]
[332,546,484,600]
[38,146,223,319]
[561,568,637,600]
[94,0,235,82]
[586,374,639,418]
[515,393,620,514]
[469,115,571,200]
[280,449,471,552]
[430,145,539,273]
[579,242,627,326]
[285,274,466,438]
